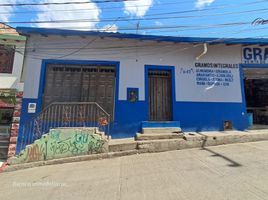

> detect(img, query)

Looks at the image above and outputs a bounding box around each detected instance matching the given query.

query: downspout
[196,43,208,60]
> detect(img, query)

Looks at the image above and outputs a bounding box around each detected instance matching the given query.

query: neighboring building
[15,27,268,153]
[0,24,26,159]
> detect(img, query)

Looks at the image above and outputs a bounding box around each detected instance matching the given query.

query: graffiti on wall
[8,128,108,164]
[49,131,105,156]
[26,143,45,162]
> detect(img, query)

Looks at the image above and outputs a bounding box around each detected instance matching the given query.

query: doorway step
[136,121,184,141]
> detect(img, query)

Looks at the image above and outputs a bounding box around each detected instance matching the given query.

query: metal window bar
[18,102,110,152]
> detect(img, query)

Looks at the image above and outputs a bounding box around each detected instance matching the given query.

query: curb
[3,149,148,173]
[3,130,268,173]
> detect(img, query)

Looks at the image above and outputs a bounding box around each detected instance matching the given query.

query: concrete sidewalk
[3,129,268,172]
[0,141,268,200]
[110,129,268,153]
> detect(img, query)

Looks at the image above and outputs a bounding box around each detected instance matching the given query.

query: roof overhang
[16,26,268,46]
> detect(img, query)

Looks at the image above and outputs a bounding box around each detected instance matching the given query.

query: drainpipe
[196,43,208,60]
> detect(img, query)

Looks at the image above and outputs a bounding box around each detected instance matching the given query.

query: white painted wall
[22,34,243,103]
[0,44,25,91]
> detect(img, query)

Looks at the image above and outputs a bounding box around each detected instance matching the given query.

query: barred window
[0,45,15,73]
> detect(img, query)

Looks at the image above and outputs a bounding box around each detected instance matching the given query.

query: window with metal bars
[0,45,15,74]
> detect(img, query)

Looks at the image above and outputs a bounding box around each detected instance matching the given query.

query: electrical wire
[0,22,253,35]
[3,1,268,24]
[0,0,267,15]
[0,0,266,39]
[0,0,135,7]
[10,21,268,49]
[0,1,183,15]
[16,27,268,61]
[1,0,268,59]
[47,17,122,59]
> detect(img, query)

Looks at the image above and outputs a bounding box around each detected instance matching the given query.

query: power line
[0,0,266,39]
[4,8,267,24]
[0,1,267,42]
[24,21,252,30]
[0,24,252,38]
[17,26,268,49]
[0,0,135,7]
[142,0,268,17]
[16,26,268,56]
[0,15,261,38]
[5,1,267,59]
[1,0,267,15]
[0,10,261,24]
[0,21,253,36]
[0,18,254,33]
[0,0,265,31]
[50,17,122,59]
[0,1,183,14]
[2,1,268,27]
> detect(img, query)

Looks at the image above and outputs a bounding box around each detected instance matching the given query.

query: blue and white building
[16,27,268,146]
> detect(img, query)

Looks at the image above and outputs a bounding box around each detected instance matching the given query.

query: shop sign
[176,62,242,103]
[243,47,268,64]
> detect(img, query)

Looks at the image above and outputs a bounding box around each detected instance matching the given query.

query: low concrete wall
[137,130,268,152]
[8,128,108,165]
[4,130,268,172]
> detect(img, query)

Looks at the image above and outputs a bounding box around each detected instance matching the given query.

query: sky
[1,0,268,38]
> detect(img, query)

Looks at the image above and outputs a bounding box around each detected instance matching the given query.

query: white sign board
[28,103,37,113]
[176,63,242,103]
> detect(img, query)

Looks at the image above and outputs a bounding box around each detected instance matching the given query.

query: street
[1,141,268,200]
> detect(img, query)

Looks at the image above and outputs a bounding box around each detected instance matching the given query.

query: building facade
[0,24,26,159]
[16,27,268,153]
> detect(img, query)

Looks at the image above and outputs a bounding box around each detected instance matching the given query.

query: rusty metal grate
[18,102,111,153]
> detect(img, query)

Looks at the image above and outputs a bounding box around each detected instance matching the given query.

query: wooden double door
[148,70,172,121]
[43,64,116,119]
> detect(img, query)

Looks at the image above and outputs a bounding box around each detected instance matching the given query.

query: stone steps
[137,138,186,153]
[142,127,182,134]
[136,130,268,153]
[109,138,138,152]
[136,132,184,141]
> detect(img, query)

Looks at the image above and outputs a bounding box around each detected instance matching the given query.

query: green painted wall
[9,128,108,164]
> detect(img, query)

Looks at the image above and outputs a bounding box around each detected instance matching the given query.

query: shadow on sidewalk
[198,133,242,167]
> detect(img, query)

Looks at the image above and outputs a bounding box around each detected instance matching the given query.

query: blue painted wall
[110,101,248,138]
[109,64,248,137]
[173,102,248,131]
[18,60,251,153]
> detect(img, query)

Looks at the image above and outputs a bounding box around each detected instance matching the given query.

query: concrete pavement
[0,141,268,200]
[4,129,268,171]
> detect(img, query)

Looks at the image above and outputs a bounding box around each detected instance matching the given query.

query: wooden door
[43,64,116,119]
[148,70,172,121]
[80,66,115,119]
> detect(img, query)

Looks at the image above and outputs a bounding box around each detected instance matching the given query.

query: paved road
[1,141,268,200]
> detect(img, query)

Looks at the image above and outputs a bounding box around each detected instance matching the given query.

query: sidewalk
[1,141,268,200]
[2,129,268,172]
